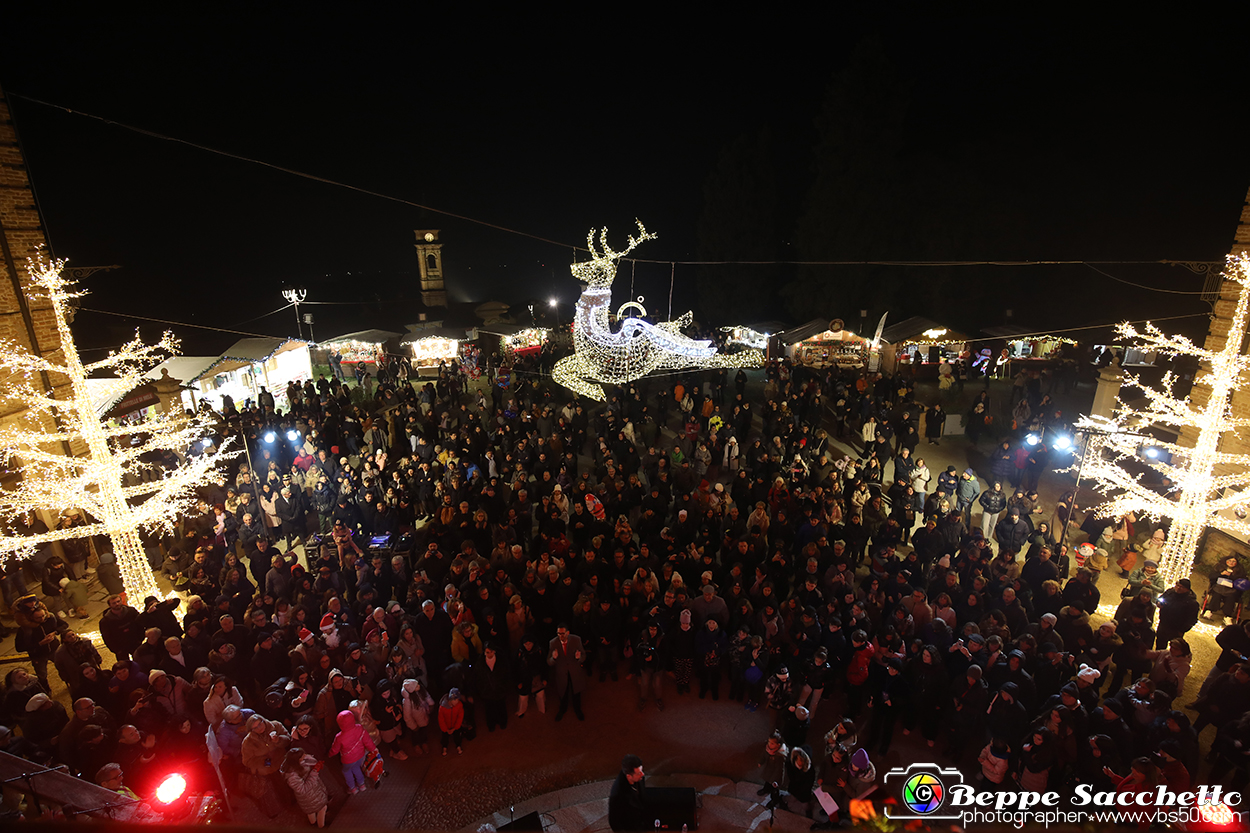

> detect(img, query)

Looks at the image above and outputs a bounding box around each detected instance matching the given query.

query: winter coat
[328,709,376,764]
[241,717,290,776]
[846,642,875,686]
[978,744,1010,784]
[995,516,1031,553]
[979,489,1007,515]
[956,474,981,506]
[401,681,434,729]
[437,697,465,733]
[284,763,328,815]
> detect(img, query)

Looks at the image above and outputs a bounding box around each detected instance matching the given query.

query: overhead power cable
[77,307,285,339]
[10,93,1224,277]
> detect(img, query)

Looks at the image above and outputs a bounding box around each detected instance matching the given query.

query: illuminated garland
[408,336,459,367]
[501,328,549,355]
[552,222,762,400]
[0,258,237,601]
[1074,253,1250,589]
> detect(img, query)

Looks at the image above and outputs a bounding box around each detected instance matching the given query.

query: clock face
[424,233,435,242]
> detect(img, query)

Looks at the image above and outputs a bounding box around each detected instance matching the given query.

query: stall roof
[723,321,788,336]
[880,316,969,345]
[142,356,221,387]
[320,329,404,345]
[981,324,1040,338]
[780,318,840,345]
[196,337,308,378]
[477,323,534,337]
[401,327,467,344]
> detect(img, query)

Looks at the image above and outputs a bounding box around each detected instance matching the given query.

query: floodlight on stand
[1052,434,1072,451]
[1025,433,1040,446]
[286,429,300,442]
[263,431,276,444]
[1140,445,1162,460]
[199,438,213,449]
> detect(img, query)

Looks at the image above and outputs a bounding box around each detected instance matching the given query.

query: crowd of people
[2,353,1249,829]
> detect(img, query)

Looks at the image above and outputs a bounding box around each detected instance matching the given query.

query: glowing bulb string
[1073,253,1250,589]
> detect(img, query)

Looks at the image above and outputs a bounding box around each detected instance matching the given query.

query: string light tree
[0,257,236,602]
[1073,252,1250,591]
[552,221,762,401]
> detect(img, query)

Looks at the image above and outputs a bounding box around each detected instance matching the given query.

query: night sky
[1,10,1247,357]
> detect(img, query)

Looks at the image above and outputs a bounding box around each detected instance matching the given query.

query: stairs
[459,774,819,832]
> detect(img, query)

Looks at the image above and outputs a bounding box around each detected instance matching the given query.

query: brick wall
[1179,186,1250,568]
[0,85,77,453]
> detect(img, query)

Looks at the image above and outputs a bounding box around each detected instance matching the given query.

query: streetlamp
[1054,425,1148,554]
[282,287,308,339]
[549,297,559,329]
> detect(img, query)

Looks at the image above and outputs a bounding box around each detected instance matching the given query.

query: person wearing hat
[436,688,466,756]
[866,657,905,755]
[763,665,794,727]
[20,691,66,748]
[947,664,988,759]
[1155,578,1200,650]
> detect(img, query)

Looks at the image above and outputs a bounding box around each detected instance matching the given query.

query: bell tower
[414,229,447,307]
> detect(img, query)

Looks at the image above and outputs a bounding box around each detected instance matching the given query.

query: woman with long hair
[400,678,434,755]
[281,747,329,827]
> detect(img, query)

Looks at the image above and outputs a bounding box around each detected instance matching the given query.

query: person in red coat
[845,629,875,718]
[437,688,465,755]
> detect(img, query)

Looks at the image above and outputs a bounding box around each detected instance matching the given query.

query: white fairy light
[408,336,459,367]
[501,328,549,355]
[552,221,762,400]
[1074,253,1250,589]
[0,257,237,602]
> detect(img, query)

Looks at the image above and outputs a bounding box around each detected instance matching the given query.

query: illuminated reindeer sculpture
[551,221,762,401]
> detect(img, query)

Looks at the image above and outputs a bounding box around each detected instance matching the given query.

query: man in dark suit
[548,623,587,721]
[609,754,651,831]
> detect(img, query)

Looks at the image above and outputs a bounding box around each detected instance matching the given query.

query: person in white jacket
[400,678,435,755]
[910,459,931,512]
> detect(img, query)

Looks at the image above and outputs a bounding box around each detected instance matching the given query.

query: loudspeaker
[498,811,543,831]
[646,786,698,830]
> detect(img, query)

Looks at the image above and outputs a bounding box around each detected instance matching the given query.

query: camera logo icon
[884,763,965,820]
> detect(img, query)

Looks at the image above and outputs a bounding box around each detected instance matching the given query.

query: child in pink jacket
[329,708,377,794]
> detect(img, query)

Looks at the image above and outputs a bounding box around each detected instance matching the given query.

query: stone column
[1090,358,1122,420]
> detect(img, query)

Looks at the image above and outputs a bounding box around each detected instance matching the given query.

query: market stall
[318,329,403,367]
[484,325,549,357]
[982,324,1076,361]
[720,322,781,352]
[780,318,869,369]
[403,330,462,371]
[190,338,313,411]
[879,317,969,376]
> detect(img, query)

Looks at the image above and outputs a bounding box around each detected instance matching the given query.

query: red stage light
[155,773,187,804]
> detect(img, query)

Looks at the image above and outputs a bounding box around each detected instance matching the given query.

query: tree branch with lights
[0,257,236,602]
[1074,252,1250,589]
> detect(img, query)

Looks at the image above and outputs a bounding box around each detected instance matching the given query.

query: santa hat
[319,613,336,632]
[299,627,314,643]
